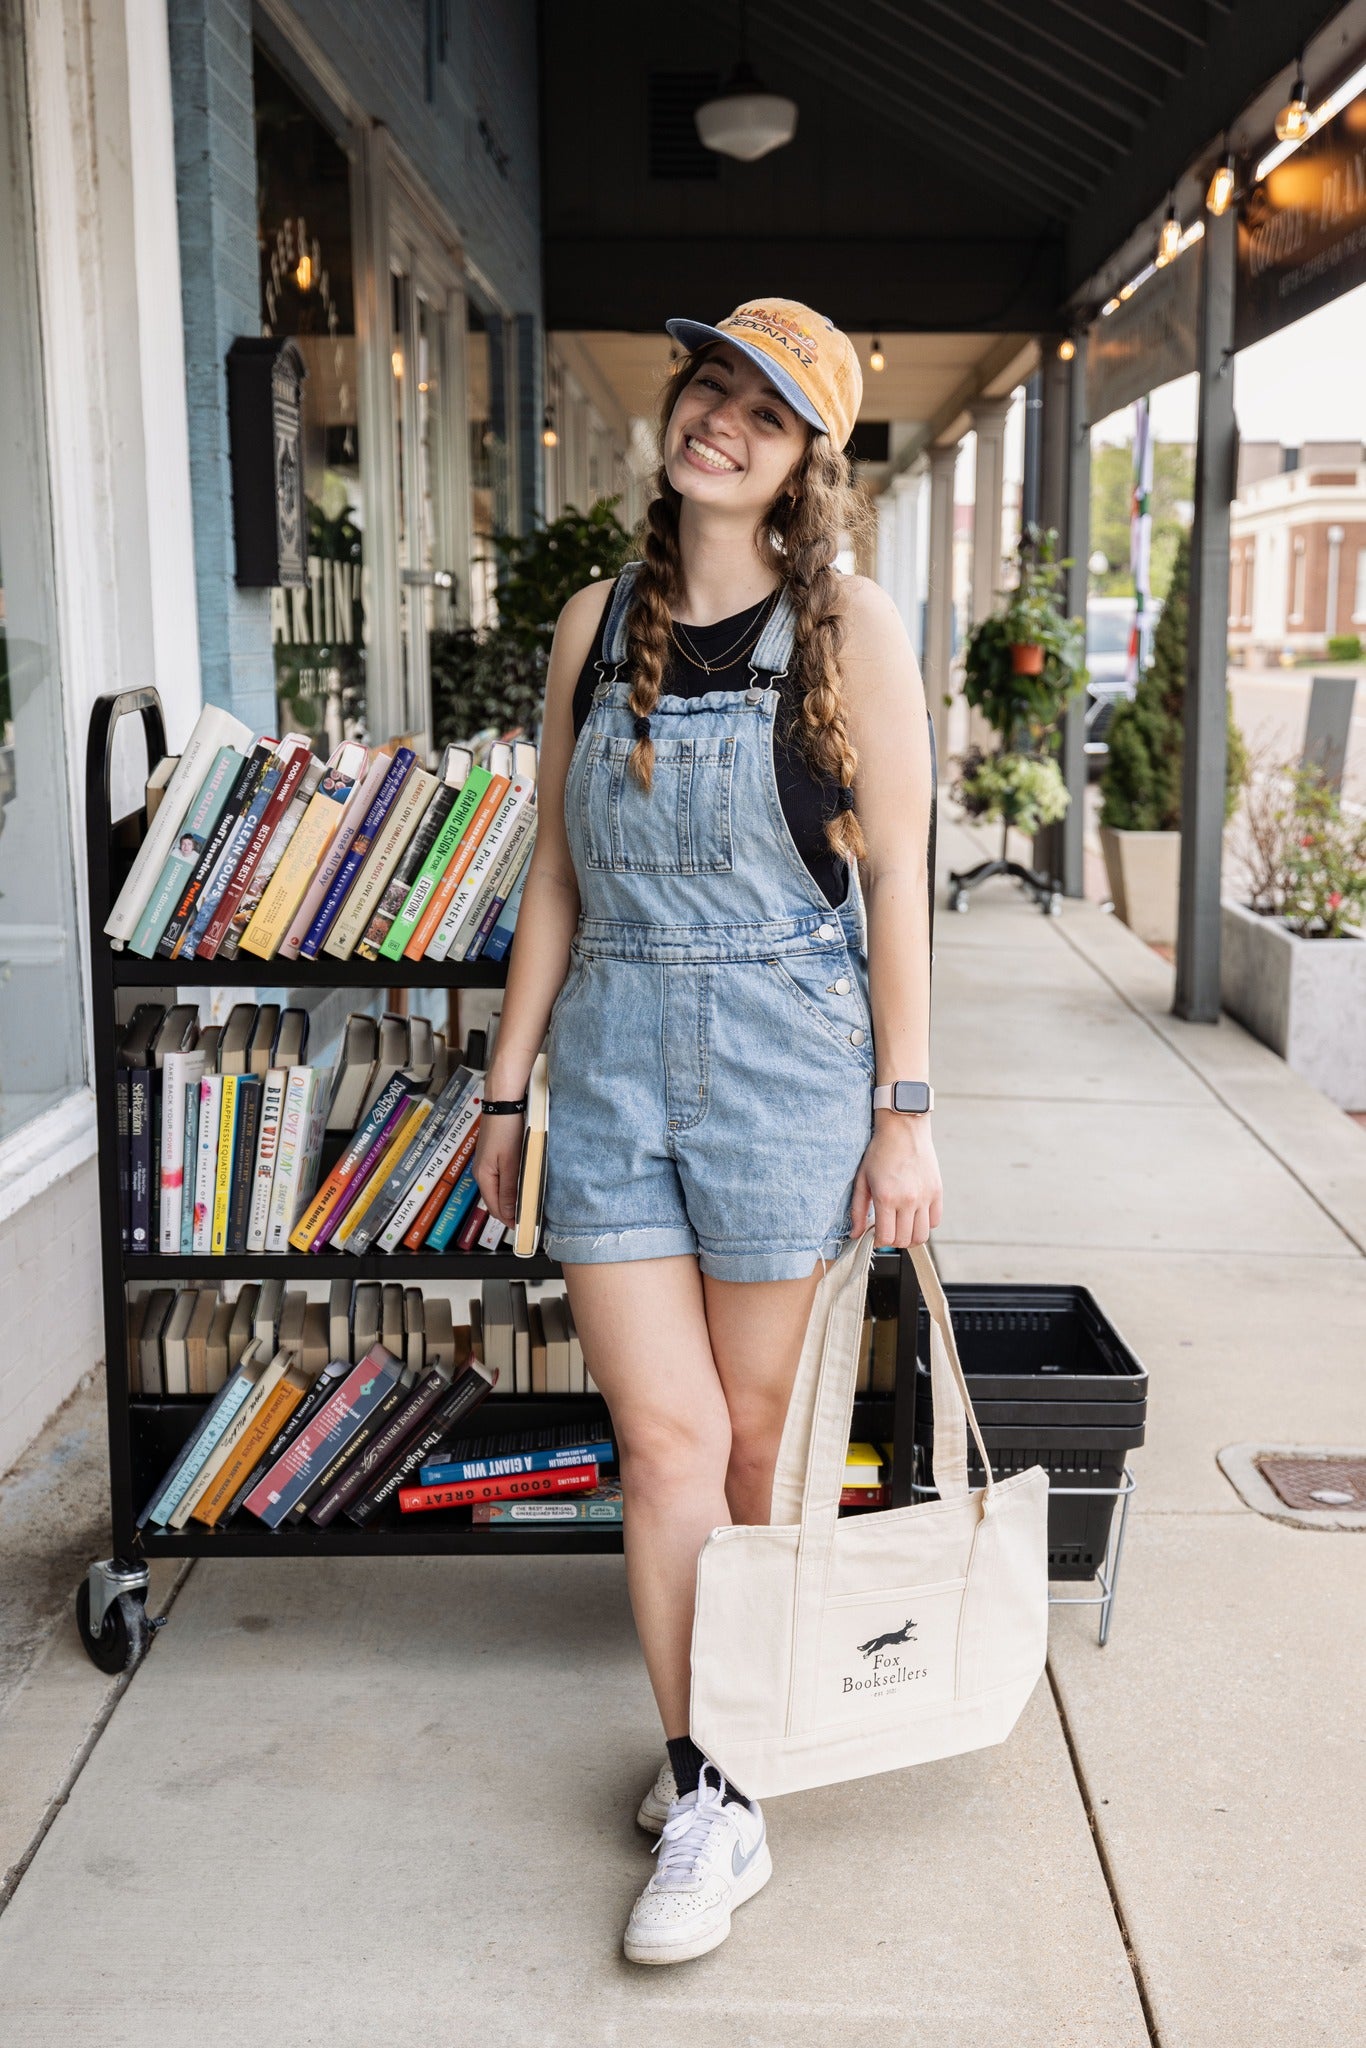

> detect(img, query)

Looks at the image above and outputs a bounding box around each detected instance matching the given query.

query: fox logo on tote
[858,1617,917,1658]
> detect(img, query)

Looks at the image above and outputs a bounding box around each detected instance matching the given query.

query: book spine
[329,1100,430,1254]
[343,1366,494,1527]
[305,1368,454,1527]
[245,1070,286,1252]
[222,1359,350,1522]
[376,1091,481,1253]
[399,1464,598,1512]
[286,1373,413,1522]
[128,1069,153,1255]
[473,1494,623,1526]
[320,768,438,962]
[426,779,530,962]
[263,1067,311,1252]
[467,822,535,961]
[128,747,240,957]
[424,1167,480,1254]
[154,747,266,959]
[308,1092,416,1253]
[158,1052,205,1253]
[299,748,415,960]
[210,1076,239,1256]
[198,745,310,959]
[243,1355,401,1527]
[403,772,508,961]
[139,1369,258,1526]
[241,782,353,960]
[400,1122,478,1252]
[481,854,531,962]
[104,705,252,945]
[179,1078,201,1256]
[169,1363,284,1528]
[180,751,279,959]
[340,1099,440,1256]
[454,804,537,961]
[455,1198,489,1253]
[286,1074,414,1251]
[116,1070,132,1253]
[380,767,494,962]
[276,755,385,961]
[420,1442,614,1484]
[218,762,318,959]
[355,783,458,960]
[225,1075,263,1254]
[191,1076,221,1254]
[191,1378,306,1527]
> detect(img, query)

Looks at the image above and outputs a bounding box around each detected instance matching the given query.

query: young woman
[472,298,940,1965]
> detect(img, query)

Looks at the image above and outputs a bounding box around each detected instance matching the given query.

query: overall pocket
[579,733,736,874]
[765,948,875,1079]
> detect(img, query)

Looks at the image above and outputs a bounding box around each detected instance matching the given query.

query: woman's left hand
[849,1115,943,1249]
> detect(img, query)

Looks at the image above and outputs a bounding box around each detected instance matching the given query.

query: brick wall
[166,0,275,733]
[1287,520,1366,636]
[0,1160,103,1478]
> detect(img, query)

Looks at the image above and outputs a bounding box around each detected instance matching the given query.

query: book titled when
[398,1463,598,1514]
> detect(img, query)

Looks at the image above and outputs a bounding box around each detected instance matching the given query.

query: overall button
[849,1028,866,1045]
[833,977,851,994]
[817,922,837,939]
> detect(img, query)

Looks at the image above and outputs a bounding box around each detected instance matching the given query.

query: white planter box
[1100,826,1181,947]
[1220,897,1366,1111]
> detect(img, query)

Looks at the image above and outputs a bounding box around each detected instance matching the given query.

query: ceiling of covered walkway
[541,0,1357,444]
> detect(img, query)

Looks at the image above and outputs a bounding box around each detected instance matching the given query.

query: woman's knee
[615,1403,731,1492]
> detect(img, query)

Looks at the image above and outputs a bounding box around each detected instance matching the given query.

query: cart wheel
[951,888,970,914]
[1045,891,1063,917]
[75,1581,151,1675]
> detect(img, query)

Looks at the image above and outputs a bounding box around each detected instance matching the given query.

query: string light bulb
[295,252,313,291]
[1275,72,1310,143]
[541,410,558,448]
[1156,202,1181,267]
[1206,151,1236,217]
[1058,338,1076,361]
[391,349,403,379]
[869,338,885,372]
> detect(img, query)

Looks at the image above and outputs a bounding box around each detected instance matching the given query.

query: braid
[625,343,875,864]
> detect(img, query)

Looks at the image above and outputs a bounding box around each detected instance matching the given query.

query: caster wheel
[951,889,970,914]
[1046,892,1063,917]
[76,1581,150,1675]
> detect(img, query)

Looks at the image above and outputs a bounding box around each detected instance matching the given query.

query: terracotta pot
[1009,641,1045,676]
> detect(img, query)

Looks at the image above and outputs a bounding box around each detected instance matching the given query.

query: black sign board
[226,337,309,588]
[1237,94,1366,351]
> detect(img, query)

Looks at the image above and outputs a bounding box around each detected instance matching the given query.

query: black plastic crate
[912,1441,1127,1580]
[919,1283,1147,1405]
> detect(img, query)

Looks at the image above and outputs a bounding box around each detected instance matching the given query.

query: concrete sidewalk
[0,813,1361,2046]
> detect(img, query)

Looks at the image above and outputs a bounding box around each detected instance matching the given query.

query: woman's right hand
[474,1109,525,1227]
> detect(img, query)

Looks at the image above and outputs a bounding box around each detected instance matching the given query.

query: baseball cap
[665,298,863,452]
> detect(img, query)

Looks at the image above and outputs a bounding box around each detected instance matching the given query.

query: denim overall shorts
[541,563,875,1282]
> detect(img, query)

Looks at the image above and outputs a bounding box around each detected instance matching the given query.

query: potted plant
[1098,530,1245,946]
[951,526,1087,913]
[1221,760,1366,1109]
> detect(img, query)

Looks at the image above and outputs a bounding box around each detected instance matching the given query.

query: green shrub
[1280,767,1366,938]
[1099,529,1245,831]
[1326,634,1362,662]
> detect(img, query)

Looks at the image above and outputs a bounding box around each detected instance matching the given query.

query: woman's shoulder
[553,573,619,682]
[831,572,902,636]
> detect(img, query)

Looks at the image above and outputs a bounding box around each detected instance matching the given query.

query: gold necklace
[669,589,779,676]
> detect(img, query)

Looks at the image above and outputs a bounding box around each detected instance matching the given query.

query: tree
[1100,529,1245,831]
[1090,439,1195,599]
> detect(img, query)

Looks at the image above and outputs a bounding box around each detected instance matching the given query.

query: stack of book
[841,1442,893,1510]
[103,703,537,968]
[476,1277,597,1393]
[398,1427,618,1518]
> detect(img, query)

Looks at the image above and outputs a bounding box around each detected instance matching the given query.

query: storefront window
[466,299,513,627]
[0,12,86,1143]
[254,46,366,750]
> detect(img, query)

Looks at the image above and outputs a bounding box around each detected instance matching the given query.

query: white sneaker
[636,1758,676,1835]
[623,1766,772,1965]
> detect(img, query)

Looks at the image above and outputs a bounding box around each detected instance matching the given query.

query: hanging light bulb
[1206,151,1236,217]
[694,1,797,160]
[391,349,404,379]
[868,338,885,372]
[1275,72,1310,143]
[1058,338,1075,362]
[295,251,313,292]
[1156,202,1181,268]
[541,410,558,449]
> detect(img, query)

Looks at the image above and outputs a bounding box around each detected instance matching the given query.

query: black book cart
[77,688,940,1673]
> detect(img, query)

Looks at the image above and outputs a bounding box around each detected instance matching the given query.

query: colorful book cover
[209,1074,240,1256]
[299,746,416,960]
[179,747,281,960]
[466,820,536,961]
[264,1066,312,1253]
[399,1119,480,1252]
[343,1362,495,1527]
[129,745,242,957]
[451,801,537,962]
[104,703,253,947]
[245,1069,286,1252]
[286,1073,414,1252]
[354,781,460,960]
[198,740,312,960]
[375,1086,481,1253]
[305,1366,455,1528]
[420,1441,615,1486]
[402,771,508,961]
[155,745,270,960]
[378,765,493,961]
[277,749,388,961]
[426,777,532,963]
[158,1049,205,1253]
[219,755,323,959]
[192,1074,222,1254]
[138,1361,261,1527]
[320,764,438,962]
[179,1075,201,1256]
[423,1165,481,1253]
[472,1482,624,1526]
[399,1464,598,1513]
[241,747,365,960]
[243,1349,404,1529]
[481,851,530,962]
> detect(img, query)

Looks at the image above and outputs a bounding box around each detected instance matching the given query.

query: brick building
[1229,441,1366,661]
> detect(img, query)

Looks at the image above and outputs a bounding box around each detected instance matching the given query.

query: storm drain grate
[1256,1454,1366,1511]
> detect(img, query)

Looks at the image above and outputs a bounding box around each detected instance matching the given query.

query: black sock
[666,1735,751,1810]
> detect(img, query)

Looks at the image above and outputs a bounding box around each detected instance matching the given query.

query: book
[242,1347,405,1528]
[456,1200,490,1253]
[449,800,537,962]
[472,1482,623,1526]
[482,852,530,962]
[399,1114,481,1251]
[425,1166,481,1253]
[420,1440,614,1485]
[341,1085,456,1256]
[217,1003,259,1077]
[321,764,439,962]
[375,1076,481,1253]
[225,1075,263,1254]
[197,736,314,960]
[304,1361,455,1527]
[540,1292,571,1395]
[380,764,494,962]
[154,744,268,959]
[205,1299,234,1392]
[178,746,278,960]
[254,1278,285,1351]
[296,1079,418,1253]
[426,777,533,963]
[357,1012,416,1124]
[144,752,180,823]
[179,1075,202,1256]
[264,1067,325,1252]
[227,1284,260,1371]
[222,1356,351,1523]
[105,704,253,946]
[513,1051,549,1258]
[129,746,243,957]
[351,1282,382,1361]
[128,1069,153,1254]
[209,1075,240,1256]
[160,1289,198,1397]
[398,1464,599,1513]
[299,746,417,959]
[403,771,509,960]
[355,775,461,961]
[465,815,536,961]
[329,1097,433,1253]
[329,1278,353,1364]
[276,747,389,961]
[245,1069,287,1252]
[184,1287,219,1397]
[139,1347,265,1527]
[219,757,324,959]
[342,1360,496,1527]
[167,1345,290,1529]
[240,741,367,959]
[191,1075,222,1254]
[190,1360,312,1527]
[325,1015,379,1133]
[843,1442,888,1487]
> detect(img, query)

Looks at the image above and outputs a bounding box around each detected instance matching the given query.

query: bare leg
[704,1267,823,1525]
[560,1254,732,1739]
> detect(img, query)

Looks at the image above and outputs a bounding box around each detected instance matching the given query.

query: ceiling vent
[648,72,721,180]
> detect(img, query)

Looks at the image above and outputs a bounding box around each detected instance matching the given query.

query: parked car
[1084,595,1164,774]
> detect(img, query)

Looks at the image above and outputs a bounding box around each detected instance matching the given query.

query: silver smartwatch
[872,1081,934,1114]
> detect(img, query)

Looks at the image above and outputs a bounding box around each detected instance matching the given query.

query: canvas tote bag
[689,1224,1050,1799]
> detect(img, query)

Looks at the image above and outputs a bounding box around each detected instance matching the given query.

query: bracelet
[481,1096,528,1116]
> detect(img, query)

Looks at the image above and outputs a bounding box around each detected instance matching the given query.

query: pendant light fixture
[541,410,558,449]
[1206,147,1236,218]
[1274,63,1311,144]
[695,0,798,162]
[869,338,885,372]
[1155,200,1181,268]
[1057,338,1076,362]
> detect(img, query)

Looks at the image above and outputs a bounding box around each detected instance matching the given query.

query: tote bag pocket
[816,1577,967,1727]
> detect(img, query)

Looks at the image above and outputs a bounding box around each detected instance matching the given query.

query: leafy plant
[953,746,1071,836]
[962,525,1088,749]
[1280,768,1366,939]
[1099,528,1245,832]
[1327,634,1362,662]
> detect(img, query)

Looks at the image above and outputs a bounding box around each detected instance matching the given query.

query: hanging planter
[1009,641,1045,676]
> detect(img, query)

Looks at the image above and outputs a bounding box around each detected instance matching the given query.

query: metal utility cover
[1257,1455,1366,1512]
[1217,1444,1366,1531]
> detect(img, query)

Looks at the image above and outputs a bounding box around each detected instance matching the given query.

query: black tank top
[571,589,849,909]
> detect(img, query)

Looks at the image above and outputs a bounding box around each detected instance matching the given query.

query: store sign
[1236,93,1366,350]
[226,337,309,588]
[1086,246,1199,424]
